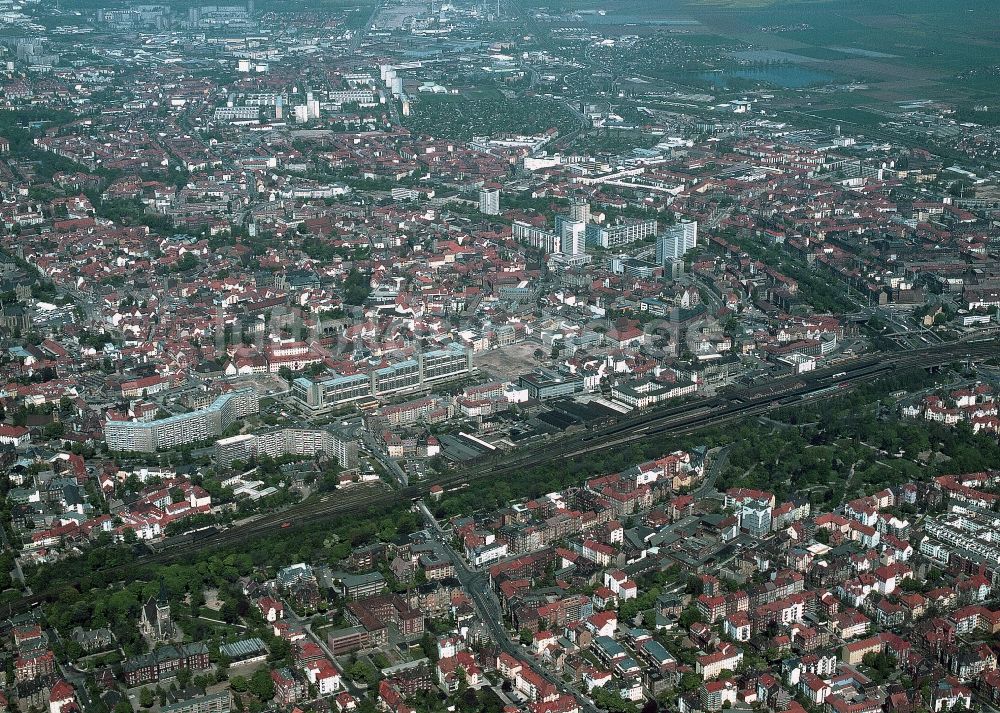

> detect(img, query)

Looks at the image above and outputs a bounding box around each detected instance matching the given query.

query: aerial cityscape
[1,0,1000,712]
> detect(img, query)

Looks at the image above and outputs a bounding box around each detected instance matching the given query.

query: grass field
[807,107,889,128]
[533,0,999,105]
[402,89,581,141]
[783,47,854,62]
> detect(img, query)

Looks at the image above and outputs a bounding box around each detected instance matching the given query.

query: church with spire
[139,580,173,642]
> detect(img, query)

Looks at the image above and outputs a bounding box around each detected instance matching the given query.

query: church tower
[155,579,171,637]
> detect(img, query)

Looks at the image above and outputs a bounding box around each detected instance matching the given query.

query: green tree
[176,667,192,689]
[679,605,704,629]
[519,628,533,646]
[678,672,702,692]
[420,632,438,662]
[343,268,371,306]
[591,687,638,713]
[248,668,274,701]
[139,689,155,709]
[348,660,378,687]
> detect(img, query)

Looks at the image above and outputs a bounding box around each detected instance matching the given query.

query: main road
[418,503,602,713]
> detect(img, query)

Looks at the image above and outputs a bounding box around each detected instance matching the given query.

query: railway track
[440,341,984,478]
[14,339,996,613]
[141,339,1000,552]
[185,340,998,534]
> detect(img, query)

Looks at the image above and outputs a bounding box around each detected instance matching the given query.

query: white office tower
[390,76,403,97]
[548,217,590,269]
[568,197,590,225]
[479,187,500,215]
[294,104,309,123]
[656,220,698,264]
[560,219,586,256]
[306,92,320,120]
